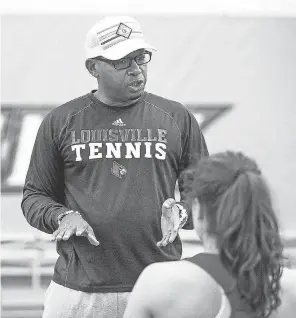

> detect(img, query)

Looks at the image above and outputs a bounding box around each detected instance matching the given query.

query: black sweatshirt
[21,91,208,292]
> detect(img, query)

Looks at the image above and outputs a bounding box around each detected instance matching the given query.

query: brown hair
[181,151,284,317]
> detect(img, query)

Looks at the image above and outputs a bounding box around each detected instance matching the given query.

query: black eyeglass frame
[94,51,152,70]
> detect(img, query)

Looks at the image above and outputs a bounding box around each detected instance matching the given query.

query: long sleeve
[21,113,69,234]
[178,110,209,230]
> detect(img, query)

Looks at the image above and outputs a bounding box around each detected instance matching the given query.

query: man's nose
[127,60,141,75]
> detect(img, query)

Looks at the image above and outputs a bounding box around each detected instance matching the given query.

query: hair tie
[235,167,261,179]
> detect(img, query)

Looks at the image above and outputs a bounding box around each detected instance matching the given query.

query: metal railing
[1,230,296,318]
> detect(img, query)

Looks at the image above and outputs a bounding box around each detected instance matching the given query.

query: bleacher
[1,231,296,318]
[1,234,56,318]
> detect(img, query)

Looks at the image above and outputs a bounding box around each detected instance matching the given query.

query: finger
[158,237,169,247]
[156,234,167,246]
[51,230,60,241]
[162,232,171,246]
[55,230,66,241]
[157,240,165,247]
[157,233,170,247]
[86,228,100,246]
[87,232,100,246]
[167,217,181,243]
[156,237,165,247]
[76,226,87,236]
[168,228,179,244]
[52,229,64,241]
[75,226,100,246]
[62,228,75,241]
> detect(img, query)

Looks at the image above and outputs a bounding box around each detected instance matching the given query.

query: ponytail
[183,152,284,317]
[217,172,283,316]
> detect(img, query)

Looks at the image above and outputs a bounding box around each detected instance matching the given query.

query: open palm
[157,198,181,247]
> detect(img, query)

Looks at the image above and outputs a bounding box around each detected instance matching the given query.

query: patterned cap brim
[99,38,157,60]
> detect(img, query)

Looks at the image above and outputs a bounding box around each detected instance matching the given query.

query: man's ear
[85,59,99,78]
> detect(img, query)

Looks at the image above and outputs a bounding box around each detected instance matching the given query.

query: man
[21,16,208,318]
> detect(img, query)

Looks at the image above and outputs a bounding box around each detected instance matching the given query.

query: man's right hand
[52,212,100,246]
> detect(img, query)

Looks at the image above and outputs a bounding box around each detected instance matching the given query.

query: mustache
[127,77,145,86]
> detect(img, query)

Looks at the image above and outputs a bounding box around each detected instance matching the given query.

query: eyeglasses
[95,52,152,70]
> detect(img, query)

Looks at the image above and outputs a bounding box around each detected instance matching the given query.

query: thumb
[162,198,176,209]
[162,198,176,218]
[86,228,100,246]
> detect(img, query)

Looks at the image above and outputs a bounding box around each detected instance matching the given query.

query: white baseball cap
[85,16,157,60]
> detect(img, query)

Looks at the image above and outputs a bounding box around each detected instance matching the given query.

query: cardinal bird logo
[111,161,127,179]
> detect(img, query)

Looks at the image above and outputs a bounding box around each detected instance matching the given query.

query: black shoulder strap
[185,253,253,318]
[185,253,236,293]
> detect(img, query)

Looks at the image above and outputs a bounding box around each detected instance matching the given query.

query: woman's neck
[202,236,219,254]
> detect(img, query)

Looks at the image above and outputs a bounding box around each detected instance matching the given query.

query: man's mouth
[128,79,144,88]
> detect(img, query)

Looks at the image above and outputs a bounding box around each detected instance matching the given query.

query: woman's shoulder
[138,260,222,317]
[144,259,213,282]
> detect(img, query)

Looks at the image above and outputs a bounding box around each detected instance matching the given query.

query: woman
[124,151,287,318]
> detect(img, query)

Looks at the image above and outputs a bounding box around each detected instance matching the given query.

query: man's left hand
[157,198,181,247]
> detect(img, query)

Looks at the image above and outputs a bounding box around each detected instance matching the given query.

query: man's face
[95,49,149,103]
